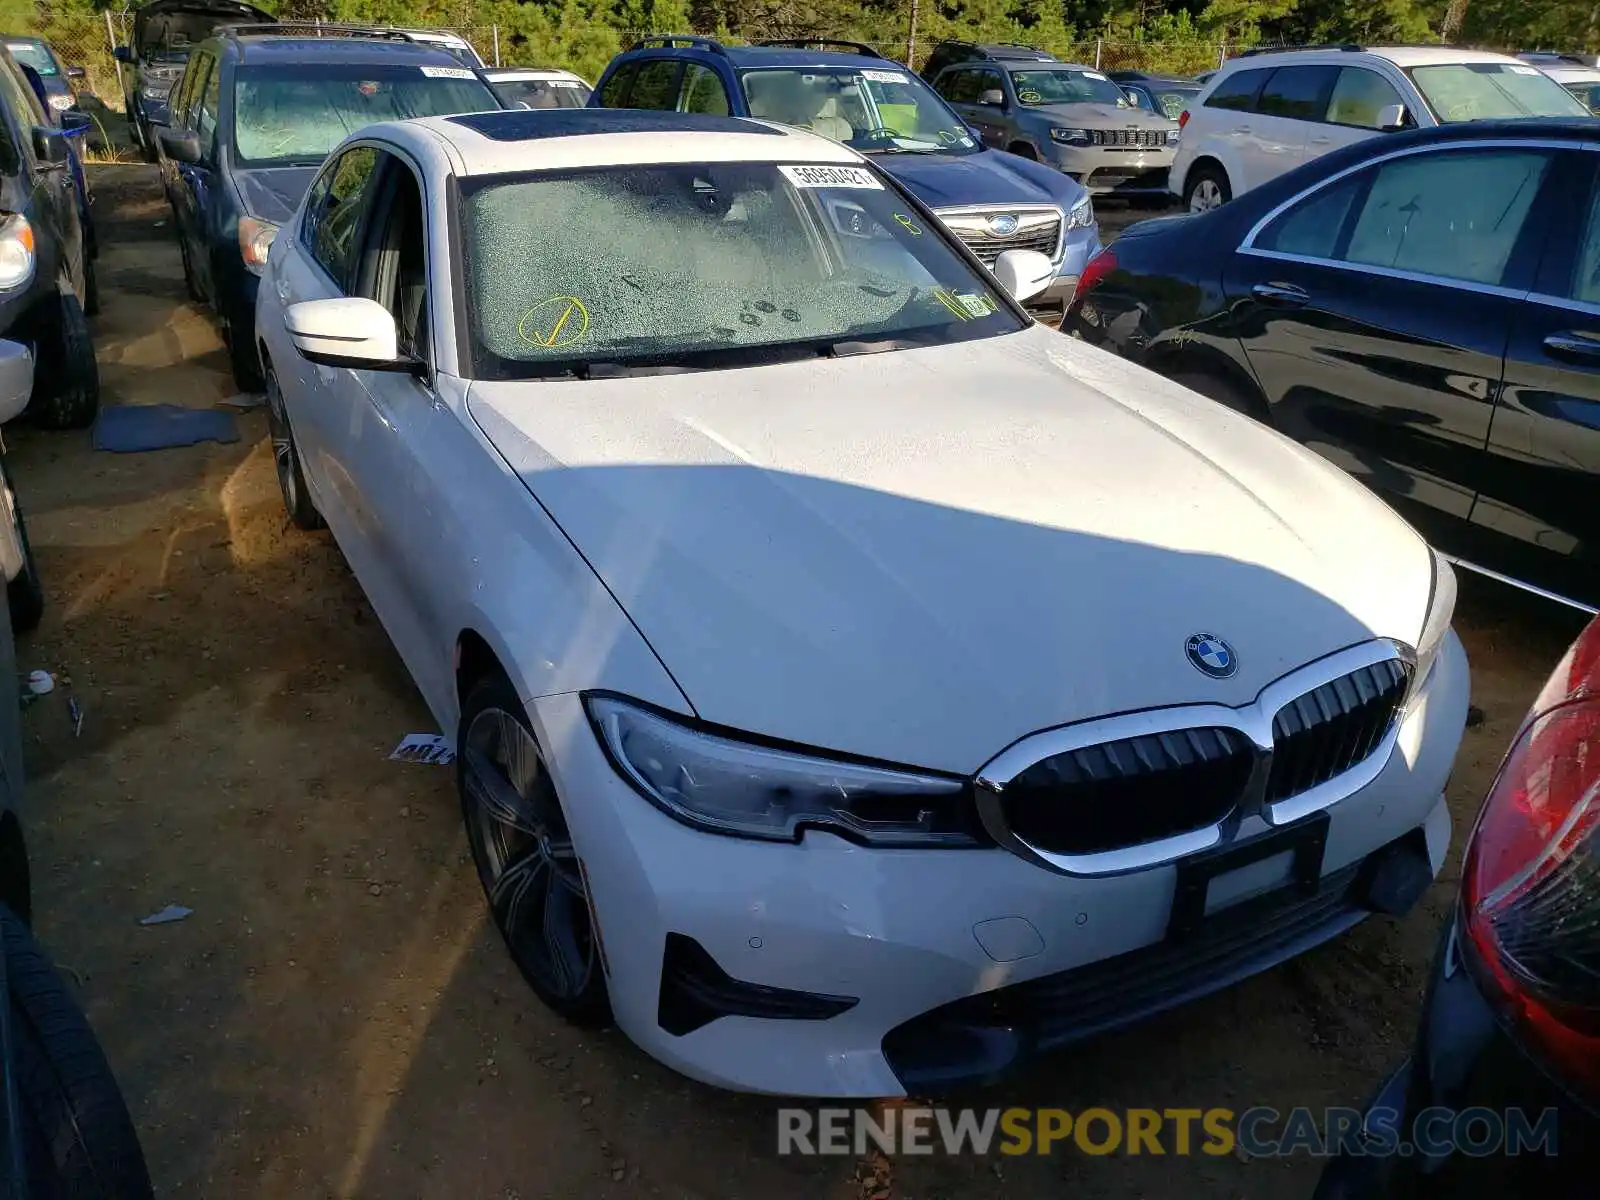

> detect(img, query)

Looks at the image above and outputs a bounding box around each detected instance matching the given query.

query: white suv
[1171,45,1592,211]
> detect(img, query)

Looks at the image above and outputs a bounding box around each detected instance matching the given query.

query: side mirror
[66,65,86,80]
[0,340,32,426]
[286,298,417,373]
[59,111,92,136]
[1376,103,1407,132]
[30,126,69,166]
[978,88,1006,107]
[156,126,201,164]
[112,46,131,64]
[991,248,1056,304]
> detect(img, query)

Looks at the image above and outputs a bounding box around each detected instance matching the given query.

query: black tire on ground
[264,363,322,530]
[1008,142,1038,160]
[458,669,612,1027]
[2,906,155,1200]
[1183,163,1232,212]
[0,456,43,634]
[224,308,263,392]
[1169,369,1272,423]
[27,290,99,431]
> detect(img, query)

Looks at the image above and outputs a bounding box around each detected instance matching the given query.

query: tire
[224,307,263,392]
[82,256,100,319]
[177,237,201,304]
[264,362,322,530]
[1169,369,1271,423]
[1007,142,1038,160]
[0,457,43,634]
[2,906,155,1200]
[458,670,612,1027]
[1183,163,1231,213]
[27,291,99,431]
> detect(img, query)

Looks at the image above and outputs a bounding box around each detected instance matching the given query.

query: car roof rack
[630,34,728,56]
[218,21,467,46]
[755,38,886,59]
[1237,43,1364,57]
[980,43,1057,59]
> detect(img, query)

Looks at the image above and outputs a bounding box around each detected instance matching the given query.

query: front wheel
[264,363,322,530]
[458,670,611,1026]
[27,290,99,430]
[1183,164,1231,213]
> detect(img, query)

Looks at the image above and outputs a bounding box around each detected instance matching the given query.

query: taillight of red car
[1460,614,1600,1103]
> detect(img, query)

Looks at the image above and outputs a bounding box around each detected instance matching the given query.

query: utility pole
[1441,0,1469,43]
[907,0,919,68]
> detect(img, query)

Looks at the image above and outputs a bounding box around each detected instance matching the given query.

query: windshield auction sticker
[860,69,908,84]
[419,66,476,79]
[780,164,882,189]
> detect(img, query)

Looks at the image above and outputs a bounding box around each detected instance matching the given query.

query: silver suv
[930,50,1178,196]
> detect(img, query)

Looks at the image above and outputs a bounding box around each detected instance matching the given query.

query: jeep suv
[928,49,1178,197]
[1171,45,1591,211]
[590,36,1100,315]
[155,23,501,388]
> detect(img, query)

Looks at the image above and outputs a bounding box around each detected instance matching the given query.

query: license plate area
[1166,813,1330,942]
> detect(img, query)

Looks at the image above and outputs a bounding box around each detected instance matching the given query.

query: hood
[232,166,317,224]
[1028,101,1175,129]
[134,0,272,56]
[876,146,1083,210]
[466,327,1431,773]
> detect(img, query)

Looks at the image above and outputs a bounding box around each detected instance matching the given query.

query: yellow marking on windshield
[518,296,590,348]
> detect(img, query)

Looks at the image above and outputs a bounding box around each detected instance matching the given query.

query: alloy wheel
[461,706,597,1002]
[1189,179,1223,212]
[265,369,299,514]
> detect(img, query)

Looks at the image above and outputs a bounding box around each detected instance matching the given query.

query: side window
[0,60,39,147]
[197,60,221,153]
[359,158,431,362]
[679,64,729,115]
[1256,66,1338,121]
[1573,187,1600,305]
[597,62,638,107]
[308,146,378,290]
[627,59,683,111]
[1323,68,1406,129]
[976,68,1004,102]
[1256,176,1363,259]
[168,62,197,128]
[1205,67,1269,112]
[933,69,966,102]
[300,168,331,247]
[182,54,212,132]
[1342,150,1551,285]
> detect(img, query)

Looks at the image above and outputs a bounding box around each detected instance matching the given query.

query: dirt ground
[5,164,1591,1200]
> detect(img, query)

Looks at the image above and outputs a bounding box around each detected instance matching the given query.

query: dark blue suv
[591,36,1100,314]
[154,24,501,388]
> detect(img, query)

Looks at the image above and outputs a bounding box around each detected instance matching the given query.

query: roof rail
[755,38,886,59]
[1237,43,1363,57]
[218,21,467,45]
[630,34,727,56]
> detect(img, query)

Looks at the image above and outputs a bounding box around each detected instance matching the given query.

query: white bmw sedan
[257,108,1468,1098]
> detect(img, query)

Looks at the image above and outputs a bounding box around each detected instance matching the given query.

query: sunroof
[447,109,782,142]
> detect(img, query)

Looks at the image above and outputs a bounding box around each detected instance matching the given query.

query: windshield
[1406,62,1590,122]
[739,67,977,155]
[6,42,57,77]
[1009,68,1130,107]
[233,64,497,165]
[1146,85,1199,119]
[489,77,591,110]
[460,161,1023,380]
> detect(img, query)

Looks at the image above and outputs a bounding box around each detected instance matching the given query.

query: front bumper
[1046,143,1176,194]
[531,631,1468,1097]
[1031,222,1101,316]
[0,340,32,426]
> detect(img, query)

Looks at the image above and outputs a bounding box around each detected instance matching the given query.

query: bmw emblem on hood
[1185,633,1237,679]
[986,213,1020,237]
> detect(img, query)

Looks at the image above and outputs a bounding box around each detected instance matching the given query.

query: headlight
[238,217,278,276]
[1049,127,1090,146]
[139,85,167,101]
[0,215,36,291]
[1166,127,1181,144]
[586,694,982,847]
[46,93,72,112]
[1066,195,1094,230]
[1407,550,1457,705]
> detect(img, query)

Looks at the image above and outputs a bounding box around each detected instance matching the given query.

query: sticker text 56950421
[779,164,883,190]
[420,66,477,79]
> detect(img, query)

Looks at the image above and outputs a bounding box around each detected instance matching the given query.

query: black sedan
[1065,118,1600,613]
[1316,612,1600,1199]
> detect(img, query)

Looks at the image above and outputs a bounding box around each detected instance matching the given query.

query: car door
[1190,66,1270,192]
[967,67,1010,147]
[1309,66,1405,160]
[165,52,214,298]
[931,66,982,130]
[1473,148,1600,606]
[1225,142,1559,537]
[1244,65,1337,191]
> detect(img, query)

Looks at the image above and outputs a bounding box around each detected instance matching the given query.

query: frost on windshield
[464,162,1011,368]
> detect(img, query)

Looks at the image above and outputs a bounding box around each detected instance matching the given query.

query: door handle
[1251,281,1309,307]
[1543,331,1600,362]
